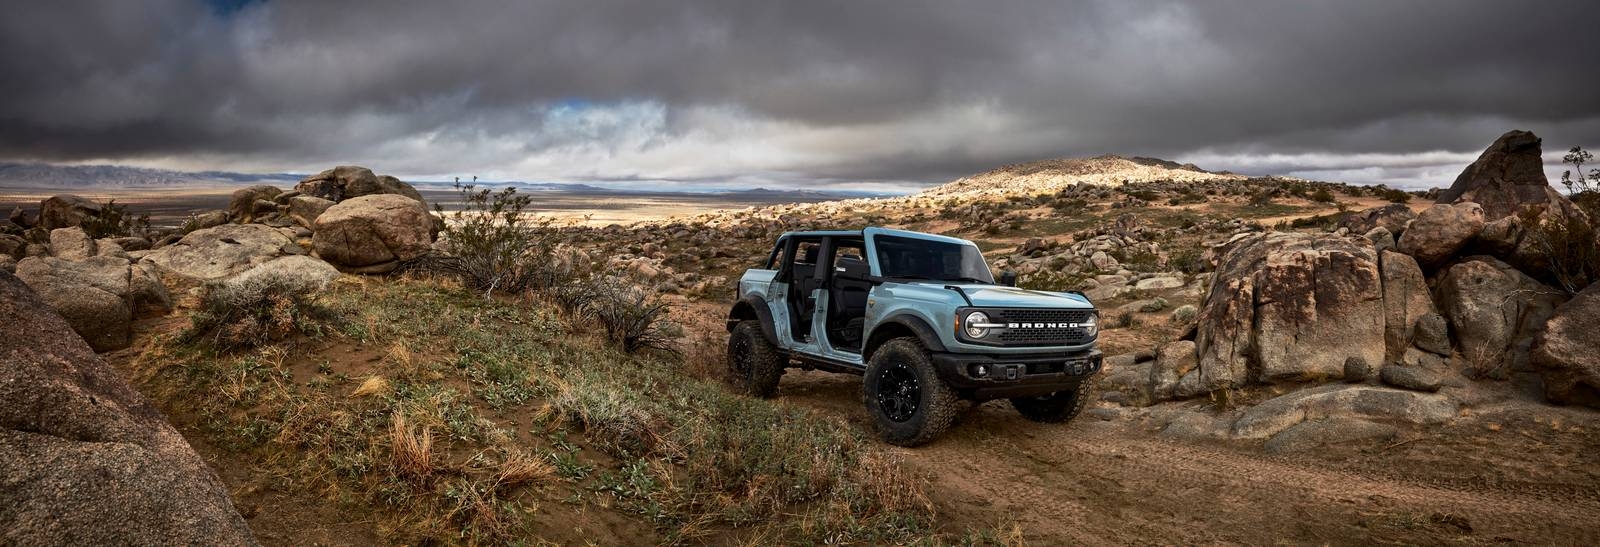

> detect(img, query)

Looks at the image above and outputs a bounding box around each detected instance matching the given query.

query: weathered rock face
[287,195,336,229]
[1193,232,1385,392]
[294,166,425,205]
[228,185,283,224]
[13,256,171,352]
[1434,256,1566,377]
[0,271,256,545]
[1531,283,1600,407]
[1436,130,1585,222]
[1396,202,1485,268]
[312,194,434,272]
[140,223,307,282]
[1379,250,1436,361]
[49,226,97,260]
[39,194,101,230]
[1339,203,1416,237]
[1149,340,1198,401]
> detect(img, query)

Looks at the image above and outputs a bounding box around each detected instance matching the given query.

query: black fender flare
[867,313,949,356]
[727,295,780,346]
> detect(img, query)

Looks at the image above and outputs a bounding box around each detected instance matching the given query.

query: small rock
[1412,312,1451,356]
[1380,364,1443,392]
[1344,356,1373,383]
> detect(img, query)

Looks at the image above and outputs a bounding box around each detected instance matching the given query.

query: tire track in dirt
[777,370,1600,545]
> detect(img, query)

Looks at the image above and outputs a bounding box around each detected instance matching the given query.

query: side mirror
[836,256,871,280]
[1000,271,1017,287]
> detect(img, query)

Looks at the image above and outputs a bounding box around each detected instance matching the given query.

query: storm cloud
[1,0,1596,189]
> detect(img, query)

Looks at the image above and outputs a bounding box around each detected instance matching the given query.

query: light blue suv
[726,227,1102,446]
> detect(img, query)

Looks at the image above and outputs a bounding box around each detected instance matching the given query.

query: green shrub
[1520,206,1600,294]
[80,199,150,238]
[1310,188,1336,203]
[432,185,561,297]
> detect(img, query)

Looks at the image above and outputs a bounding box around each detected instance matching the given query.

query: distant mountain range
[0,162,888,200]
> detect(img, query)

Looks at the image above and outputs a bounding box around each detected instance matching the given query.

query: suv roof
[777,226,974,245]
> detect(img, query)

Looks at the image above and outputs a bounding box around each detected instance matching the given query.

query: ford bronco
[725,227,1102,446]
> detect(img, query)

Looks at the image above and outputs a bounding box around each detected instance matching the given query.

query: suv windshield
[874,235,995,284]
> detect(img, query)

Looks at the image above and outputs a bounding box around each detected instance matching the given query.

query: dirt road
[778,370,1600,545]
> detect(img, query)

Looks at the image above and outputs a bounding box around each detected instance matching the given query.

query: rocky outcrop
[1530,283,1600,407]
[228,185,282,224]
[1396,202,1485,268]
[1339,203,1416,237]
[140,223,306,282]
[1434,257,1566,378]
[1192,232,1385,391]
[0,271,256,545]
[13,256,170,352]
[1436,130,1586,222]
[39,194,101,230]
[312,194,434,273]
[294,165,424,205]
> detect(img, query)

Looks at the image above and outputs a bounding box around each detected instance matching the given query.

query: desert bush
[1171,304,1199,323]
[1310,188,1336,203]
[432,184,561,297]
[1019,270,1089,293]
[1376,186,1412,203]
[1169,247,1209,274]
[184,264,338,349]
[1520,206,1600,294]
[1248,191,1276,207]
[80,199,150,238]
[1140,297,1170,313]
[586,277,682,354]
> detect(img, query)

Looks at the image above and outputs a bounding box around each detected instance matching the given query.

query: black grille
[993,309,1094,346]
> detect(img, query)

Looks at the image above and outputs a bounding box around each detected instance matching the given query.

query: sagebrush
[184,266,337,349]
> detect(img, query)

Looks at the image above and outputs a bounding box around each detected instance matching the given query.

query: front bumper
[931,349,1102,400]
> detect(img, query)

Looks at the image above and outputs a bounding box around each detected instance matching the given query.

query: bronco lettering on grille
[1006,322,1084,329]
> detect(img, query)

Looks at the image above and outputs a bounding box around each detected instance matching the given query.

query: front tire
[1009,376,1096,423]
[864,338,960,446]
[727,321,783,397]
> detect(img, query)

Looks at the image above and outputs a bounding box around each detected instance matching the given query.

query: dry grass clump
[184,263,338,350]
[390,412,435,481]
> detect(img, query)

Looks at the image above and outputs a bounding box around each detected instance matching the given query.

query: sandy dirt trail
[779,370,1600,545]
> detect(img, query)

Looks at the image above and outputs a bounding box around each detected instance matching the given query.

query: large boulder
[139,223,306,282]
[227,185,282,224]
[1338,203,1416,237]
[13,256,171,352]
[1433,256,1566,378]
[287,195,336,229]
[312,194,434,273]
[1436,130,1586,222]
[1396,202,1485,268]
[294,166,425,205]
[1193,232,1385,391]
[0,271,256,545]
[39,194,101,230]
[1530,283,1600,407]
[1378,250,1436,361]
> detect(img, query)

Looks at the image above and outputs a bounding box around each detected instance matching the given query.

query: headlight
[964,311,991,338]
[1079,312,1098,337]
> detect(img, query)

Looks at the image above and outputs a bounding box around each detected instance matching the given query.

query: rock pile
[1134,130,1599,410]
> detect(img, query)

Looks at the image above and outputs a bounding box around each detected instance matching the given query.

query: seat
[828,254,871,350]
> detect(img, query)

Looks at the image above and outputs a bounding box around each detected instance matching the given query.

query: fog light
[970,364,989,378]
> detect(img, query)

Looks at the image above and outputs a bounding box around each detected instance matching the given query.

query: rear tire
[864,338,960,446]
[1009,376,1097,423]
[727,321,783,398]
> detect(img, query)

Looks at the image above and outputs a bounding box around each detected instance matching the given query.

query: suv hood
[930,283,1095,309]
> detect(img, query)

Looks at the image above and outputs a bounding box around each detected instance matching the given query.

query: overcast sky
[2,0,1596,191]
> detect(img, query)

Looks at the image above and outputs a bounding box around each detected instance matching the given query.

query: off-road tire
[727,321,783,397]
[864,337,960,446]
[1009,376,1097,423]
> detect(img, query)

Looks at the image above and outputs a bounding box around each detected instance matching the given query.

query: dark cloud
[1,0,1596,189]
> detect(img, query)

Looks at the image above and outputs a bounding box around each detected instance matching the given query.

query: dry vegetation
[125,275,961,544]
